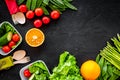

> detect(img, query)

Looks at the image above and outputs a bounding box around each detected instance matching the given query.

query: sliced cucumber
[0,32,13,46]
[29,73,35,80]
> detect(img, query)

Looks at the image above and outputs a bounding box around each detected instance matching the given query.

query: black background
[0,0,120,80]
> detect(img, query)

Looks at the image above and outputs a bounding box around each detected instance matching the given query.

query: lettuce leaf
[28,62,50,80]
[50,51,83,80]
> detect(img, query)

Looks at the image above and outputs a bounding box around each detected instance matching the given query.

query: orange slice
[25,28,45,47]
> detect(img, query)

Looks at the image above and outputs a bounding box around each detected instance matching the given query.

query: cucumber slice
[29,73,35,80]
[0,32,13,46]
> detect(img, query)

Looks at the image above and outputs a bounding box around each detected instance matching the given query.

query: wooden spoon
[13,56,30,65]
[12,50,26,61]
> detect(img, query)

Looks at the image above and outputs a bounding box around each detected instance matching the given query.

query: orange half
[25,28,45,47]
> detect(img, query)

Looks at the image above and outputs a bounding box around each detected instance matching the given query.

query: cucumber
[29,73,35,80]
[0,28,5,37]
[0,32,13,46]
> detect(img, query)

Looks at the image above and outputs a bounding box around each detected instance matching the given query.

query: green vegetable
[53,0,65,8]
[0,22,16,47]
[0,22,16,34]
[26,0,32,10]
[63,0,77,10]
[66,0,73,2]
[41,6,49,15]
[50,0,65,9]
[31,0,37,10]
[36,0,43,8]
[28,61,50,80]
[43,0,49,5]
[0,28,5,37]
[50,51,83,80]
[5,24,16,33]
[100,42,120,70]
[22,0,77,14]
[96,34,120,80]
[0,32,13,46]
[56,0,64,5]
[96,55,120,80]
[48,3,62,14]
[29,73,35,80]
[17,0,25,5]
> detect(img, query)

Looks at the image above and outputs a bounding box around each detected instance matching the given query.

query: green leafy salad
[50,51,83,80]
[28,61,50,80]
[26,52,83,80]
[0,22,16,37]
[0,22,17,47]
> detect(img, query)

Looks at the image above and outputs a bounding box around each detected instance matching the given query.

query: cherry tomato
[8,41,16,48]
[2,45,11,53]
[26,10,34,19]
[50,10,60,20]
[19,4,27,13]
[34,19,42,28]
[12,34,20,42]
[35,8,43,16]
[42,16,50,24]
[24,69,31,78]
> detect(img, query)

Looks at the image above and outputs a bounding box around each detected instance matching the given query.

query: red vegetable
[50,10,60,20]
[24,69,31,78]
[35,8,43,16]
[2,45,11,53]
[42,16,50,24]
[8,41,16,48]
[34,19,42,28]
[19,4,27,13]
[12,34,20,42]
[26,10,34,19]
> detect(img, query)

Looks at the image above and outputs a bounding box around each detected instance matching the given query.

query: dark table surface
[0,0,120,80]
